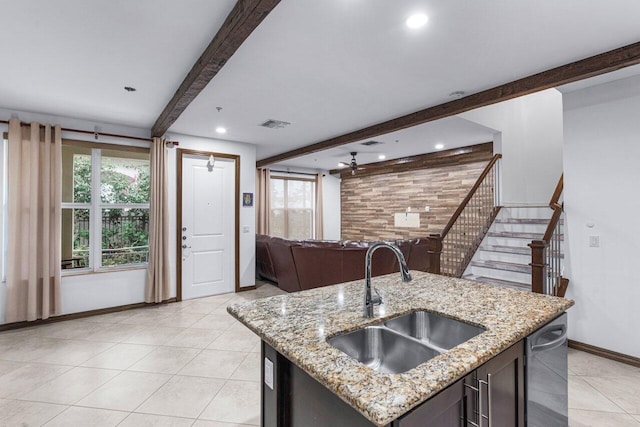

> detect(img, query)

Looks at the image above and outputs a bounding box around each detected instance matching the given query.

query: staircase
[463,207,560,291]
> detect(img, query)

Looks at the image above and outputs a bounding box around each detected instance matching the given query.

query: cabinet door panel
[395,374,471,427]
[476,341,525,427]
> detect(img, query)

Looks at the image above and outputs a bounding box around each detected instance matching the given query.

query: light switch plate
[242,225,250,233]
[264,357,274,390]
[589,235,600,247]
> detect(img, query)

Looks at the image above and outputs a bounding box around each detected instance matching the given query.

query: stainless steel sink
[328,311,485,374]
[328,326,440,374]
[385,311,485,351]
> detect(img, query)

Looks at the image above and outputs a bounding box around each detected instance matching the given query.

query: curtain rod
[270,169,324,177]
[0,119,153,143]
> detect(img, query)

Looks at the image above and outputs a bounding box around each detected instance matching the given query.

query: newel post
[426,234,443,275]
[529,240,546,294]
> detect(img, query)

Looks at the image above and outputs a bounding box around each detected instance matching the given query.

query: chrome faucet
[363,242,412,318]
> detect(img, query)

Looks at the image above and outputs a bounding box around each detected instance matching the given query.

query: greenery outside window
[61,142,150,271]
[270,176,315,239]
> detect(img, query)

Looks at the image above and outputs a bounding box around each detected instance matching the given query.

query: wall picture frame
[243,192,254,207]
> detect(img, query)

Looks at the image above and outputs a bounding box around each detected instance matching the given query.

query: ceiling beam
[151,0,281,137]
[329,142,493,177]
[257,40,640,167]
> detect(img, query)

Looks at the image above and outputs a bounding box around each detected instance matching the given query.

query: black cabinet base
[261,340,524,427]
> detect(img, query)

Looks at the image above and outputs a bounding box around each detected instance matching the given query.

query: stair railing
[529,175,569,296]
[427,154,502,277]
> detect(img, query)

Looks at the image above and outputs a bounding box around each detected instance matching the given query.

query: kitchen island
[228,271,573,426]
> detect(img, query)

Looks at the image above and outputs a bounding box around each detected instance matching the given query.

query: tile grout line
[580,375,638,416]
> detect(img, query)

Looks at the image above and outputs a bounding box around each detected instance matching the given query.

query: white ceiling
[272,115,497,171]
[170,0,640,162]
[2,0,640,166]
[0,0,236,128]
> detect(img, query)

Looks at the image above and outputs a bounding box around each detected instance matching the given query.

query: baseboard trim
[0,297,178,332]
[569,339,640,368]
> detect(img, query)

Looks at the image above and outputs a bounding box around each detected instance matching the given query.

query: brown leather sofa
[256,235,430,292]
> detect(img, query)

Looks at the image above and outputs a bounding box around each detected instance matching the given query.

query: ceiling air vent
[361,140,384,146]
[260,119,291,129]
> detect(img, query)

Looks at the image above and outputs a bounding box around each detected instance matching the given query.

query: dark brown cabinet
[263,340,524,427]
[474,340,525,427]
[393,341,524,427]
[392,373,473,427]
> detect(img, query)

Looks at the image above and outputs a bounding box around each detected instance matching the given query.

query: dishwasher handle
[530,324,567,352]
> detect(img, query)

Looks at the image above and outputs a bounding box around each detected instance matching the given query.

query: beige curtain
[256,168,270,235]
[145,137,171,303]
[6,119,62,323]
[315,173,324,239]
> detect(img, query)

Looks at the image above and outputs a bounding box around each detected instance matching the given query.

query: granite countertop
[227,271,574,426]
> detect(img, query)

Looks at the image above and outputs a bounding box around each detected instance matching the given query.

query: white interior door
[181,153,235,300]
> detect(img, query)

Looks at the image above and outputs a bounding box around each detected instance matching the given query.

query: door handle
[486,373,492,427]
[531,325,567,352]
[464,379,481,427]
[478,378,489,426]
[182,244,191,249]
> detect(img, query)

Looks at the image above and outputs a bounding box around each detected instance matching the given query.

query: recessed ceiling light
[378,154,386,160]
[406,13,429,29]
[449,91,466,98]
[215,127,227,134]
[435,143,445,150]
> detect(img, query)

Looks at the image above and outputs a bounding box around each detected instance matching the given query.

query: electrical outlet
[264,357,274,390]
[424,206,430,213]
[242,225,250,233]
[589,235,600,247]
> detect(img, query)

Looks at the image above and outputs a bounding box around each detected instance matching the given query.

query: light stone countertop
[227,271,574,426]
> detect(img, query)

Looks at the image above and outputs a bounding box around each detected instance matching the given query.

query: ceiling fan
[338,152,359,175]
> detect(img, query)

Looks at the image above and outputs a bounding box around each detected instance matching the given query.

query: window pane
[288,209,313,239]
[287,180,313,209]
[101,149,150,204]
[62,145,91,203]
[270,208,285,238]
[62,208,90,269]
[270,178,285,209]
[102,208,149,266]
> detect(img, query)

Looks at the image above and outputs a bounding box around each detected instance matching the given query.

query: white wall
[322,173,341,240]
[563,83,640,357]
[0,109,257,324]
[165,132,257,289]
[0,122,6,324]
[268,165,342,240]
[458,89,564,205]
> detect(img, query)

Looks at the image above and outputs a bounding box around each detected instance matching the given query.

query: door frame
[176,148,241,301]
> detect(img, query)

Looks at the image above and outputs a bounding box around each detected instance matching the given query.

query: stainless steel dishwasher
[526,312,568,426]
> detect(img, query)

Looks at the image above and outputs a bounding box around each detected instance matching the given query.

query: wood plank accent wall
[341,150,493,241]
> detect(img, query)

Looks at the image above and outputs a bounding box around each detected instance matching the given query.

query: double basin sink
[328,311,485,374]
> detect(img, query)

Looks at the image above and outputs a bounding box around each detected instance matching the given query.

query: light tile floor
[0,282,638,426]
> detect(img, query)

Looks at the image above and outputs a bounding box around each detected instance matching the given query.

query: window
[270,177,315,239]
[61,143,150,271]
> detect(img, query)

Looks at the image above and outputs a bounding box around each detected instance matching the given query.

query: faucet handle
[372,287,383,306]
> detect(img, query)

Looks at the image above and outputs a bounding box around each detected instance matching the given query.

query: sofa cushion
[292,244,344,290]
[256,235,276,283]
[265,236,303,292]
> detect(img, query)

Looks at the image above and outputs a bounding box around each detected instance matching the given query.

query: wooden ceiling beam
[151,0,281,137]
[328,142,493,177]
[257,40,640,167]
